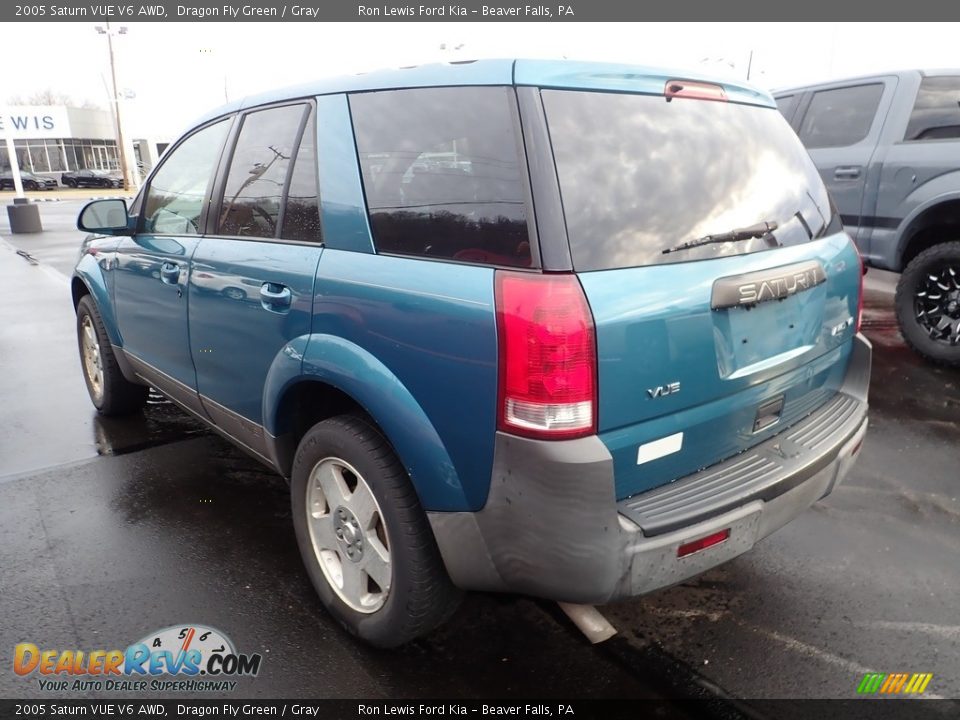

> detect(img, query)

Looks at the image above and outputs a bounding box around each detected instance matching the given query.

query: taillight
[853,241,865,333]
[495,272,597,440]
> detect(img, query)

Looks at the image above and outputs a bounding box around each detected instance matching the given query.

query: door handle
[159,262,181,284]
[260,282,292,310]
[834,166,862,179]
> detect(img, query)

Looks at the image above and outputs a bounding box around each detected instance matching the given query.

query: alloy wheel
[305,456,391,613]
[80,314,105,403]
[915,264,960,346]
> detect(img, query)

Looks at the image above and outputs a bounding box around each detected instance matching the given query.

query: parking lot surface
[1,201,958,703]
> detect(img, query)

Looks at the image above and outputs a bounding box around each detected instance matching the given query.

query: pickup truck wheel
[291,415,461,647]
[76,296,149,415]
[895,241,960,367]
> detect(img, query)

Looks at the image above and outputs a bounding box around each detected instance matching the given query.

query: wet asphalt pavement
[1,200,959,704]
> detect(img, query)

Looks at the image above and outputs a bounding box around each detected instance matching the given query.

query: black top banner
[4,0,960,22]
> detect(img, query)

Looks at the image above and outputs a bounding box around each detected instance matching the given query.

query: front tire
[291,415,461,647]
[76,295,149,415]
[895,241,960,367]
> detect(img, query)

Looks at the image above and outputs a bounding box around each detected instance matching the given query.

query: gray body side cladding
[429,433,620,603]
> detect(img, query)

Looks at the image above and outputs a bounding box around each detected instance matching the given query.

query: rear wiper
[661,221,779,255]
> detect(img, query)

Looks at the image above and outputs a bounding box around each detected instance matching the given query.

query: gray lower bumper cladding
[428,334,872,604]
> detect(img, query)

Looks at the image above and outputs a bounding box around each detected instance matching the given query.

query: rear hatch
[541,85,862,500]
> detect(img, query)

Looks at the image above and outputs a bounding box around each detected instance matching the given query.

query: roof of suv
[190,58,775,129]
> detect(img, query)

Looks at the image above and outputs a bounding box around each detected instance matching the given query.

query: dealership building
[0,105,167,181]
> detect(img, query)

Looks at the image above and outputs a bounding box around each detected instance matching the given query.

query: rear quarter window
[350,86,533,268]
[905,76,960,141]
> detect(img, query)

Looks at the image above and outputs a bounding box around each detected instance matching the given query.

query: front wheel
[895,241,960,367]
[290,415,461,647]
[76,296,149,415]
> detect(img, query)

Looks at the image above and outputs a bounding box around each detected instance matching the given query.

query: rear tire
[290,415,461,647]
[895,241,960,367]
[76,295,149,415]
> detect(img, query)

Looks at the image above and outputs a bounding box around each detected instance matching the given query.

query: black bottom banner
[2,699,960,720]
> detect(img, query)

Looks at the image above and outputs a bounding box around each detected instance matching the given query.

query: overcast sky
[3,22,959,140]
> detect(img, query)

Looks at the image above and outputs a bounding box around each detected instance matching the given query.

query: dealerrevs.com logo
[14,624,262,693]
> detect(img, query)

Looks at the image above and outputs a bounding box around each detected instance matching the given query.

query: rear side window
[905,76,960,141]
[798,84,883,149]
[543,90,833,272]
[350,87,532,268]
[142,119,229,235]
[218,104,308,239]
[281,115,322,242]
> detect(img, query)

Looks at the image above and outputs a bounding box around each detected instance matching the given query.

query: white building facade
[0,105,166,181]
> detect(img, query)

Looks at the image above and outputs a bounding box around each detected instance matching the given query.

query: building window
[13,141,30,172]
[27,142,50,172]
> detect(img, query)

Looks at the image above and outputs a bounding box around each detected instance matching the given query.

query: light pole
[95,22,132,191]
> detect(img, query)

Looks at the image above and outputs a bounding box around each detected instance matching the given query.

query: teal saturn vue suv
[73,59,871,647]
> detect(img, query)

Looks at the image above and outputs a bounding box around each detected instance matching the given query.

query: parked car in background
[776,70,960,366]
[71,59,870,648]
[0,171,58,190]
[62,169,124,189]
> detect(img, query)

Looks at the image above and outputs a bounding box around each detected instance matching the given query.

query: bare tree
[6,89,101,109]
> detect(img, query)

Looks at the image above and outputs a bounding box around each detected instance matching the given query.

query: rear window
[542,90,834,272]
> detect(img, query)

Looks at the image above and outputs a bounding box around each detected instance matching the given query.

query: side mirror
[77,199,132,235]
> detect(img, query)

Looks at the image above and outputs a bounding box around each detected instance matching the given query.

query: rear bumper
[428,334,871,603]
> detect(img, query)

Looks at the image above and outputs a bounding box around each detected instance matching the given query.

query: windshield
[542,90,836,271]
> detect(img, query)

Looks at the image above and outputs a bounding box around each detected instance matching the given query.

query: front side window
[142,119,230,235]
[350,86,531,268]
[798,84,883,149]
[905,76,960,141]
[217,104,307,239]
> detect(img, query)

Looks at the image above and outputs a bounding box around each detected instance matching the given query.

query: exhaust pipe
[557,602,617,644]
